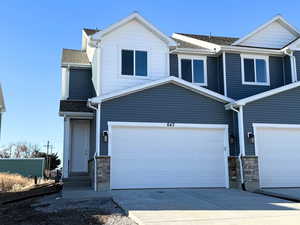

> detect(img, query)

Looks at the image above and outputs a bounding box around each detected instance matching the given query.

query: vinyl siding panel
[101,83,236,155]
[169,54,179,77]
[226,53,285,99]
[283,55,292,84]
[243,86,300,155]
[294,51,300,81]
[68,68,96,100]
[218,55,224,95]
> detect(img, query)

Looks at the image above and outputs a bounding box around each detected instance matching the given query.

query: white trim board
[90,76,234,104]
[226,81,300,108]
[92,12,176,47]
[107,121,230,189]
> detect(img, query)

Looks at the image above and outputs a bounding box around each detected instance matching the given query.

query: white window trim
[120,48,150,79]
[178,55,207,86]
[241,54,270,86]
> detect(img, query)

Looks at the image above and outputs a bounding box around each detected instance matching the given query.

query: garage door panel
[110,124,227,189]
[256,126,300,188]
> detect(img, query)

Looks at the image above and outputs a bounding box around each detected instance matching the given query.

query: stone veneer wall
[95,156,111,191]
[228,156,259,191]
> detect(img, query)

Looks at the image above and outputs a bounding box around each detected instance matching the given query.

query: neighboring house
[0,84,5,138]
[59,13,300,191]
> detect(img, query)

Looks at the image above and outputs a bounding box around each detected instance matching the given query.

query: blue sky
[1,0,300,159]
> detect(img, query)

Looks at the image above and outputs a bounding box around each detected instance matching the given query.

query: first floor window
[243,56,268,84]
[121,50,147,76]
[180,58,206,85]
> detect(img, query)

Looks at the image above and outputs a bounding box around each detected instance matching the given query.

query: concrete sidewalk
[113,188,300,225]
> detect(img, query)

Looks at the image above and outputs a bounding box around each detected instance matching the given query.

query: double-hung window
[241,55,269,85]
[179,56,207,85]
[121,49,148,77]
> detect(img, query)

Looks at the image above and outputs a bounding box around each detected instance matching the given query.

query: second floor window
[121,50,148,76]
[179,56,207,85]
[241,55,269,85]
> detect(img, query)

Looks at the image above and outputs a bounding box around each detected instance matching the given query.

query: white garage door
[109,122,229,189]
[255,124,300,188]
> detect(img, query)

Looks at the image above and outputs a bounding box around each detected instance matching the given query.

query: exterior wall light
[103,131,108,143]
[229,134,235,144]
[247,132,255,144]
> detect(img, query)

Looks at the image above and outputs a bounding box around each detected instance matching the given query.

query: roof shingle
[59,100,94,113]
[83,28,101,36]
[176,33,239,46]
[61,49,90,65]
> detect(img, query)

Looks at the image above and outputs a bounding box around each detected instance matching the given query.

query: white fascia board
[90,76,234,104]
[221,45,283,55]
[226,81,300,108]
[92,12,177,47]
[61,63,92,68]
[172,33,221,51]
[170,48,216,55]
[232,15,300,46]
[0,84,5,113]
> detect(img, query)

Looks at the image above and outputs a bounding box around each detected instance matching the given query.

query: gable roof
[0,84,5,113]
[92,12,177,47]
[232,15,300,48]
[61,49,91,66]
[175,33,239,46]
[83,28,101,36]
[226,81,300,108]
[90,76,234,104]
[171,37,207,50]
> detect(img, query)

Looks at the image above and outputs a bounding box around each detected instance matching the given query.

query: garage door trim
[253,123,300,188]
[107,121,230,189]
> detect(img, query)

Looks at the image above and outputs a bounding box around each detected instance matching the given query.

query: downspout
[229,105,246,190]
[87,100,101,191]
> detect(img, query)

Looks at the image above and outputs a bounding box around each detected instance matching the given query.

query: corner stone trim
[96,156,111,191]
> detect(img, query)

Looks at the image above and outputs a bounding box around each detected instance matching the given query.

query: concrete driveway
[260,188,300,202]
[113,188,300,225]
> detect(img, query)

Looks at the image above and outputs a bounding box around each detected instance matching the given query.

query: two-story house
[0,84,5,138]
[59,13,300,191]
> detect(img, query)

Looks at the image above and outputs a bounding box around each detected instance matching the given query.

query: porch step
[63,175,91,188]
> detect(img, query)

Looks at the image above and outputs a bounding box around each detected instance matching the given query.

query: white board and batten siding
[239,21,297,49]
[100,20,170,94]
[254,123,300,188]
[108,122,230,190]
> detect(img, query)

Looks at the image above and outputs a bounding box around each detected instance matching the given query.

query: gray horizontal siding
[243,86,300,155]
[68,68,96,100]
[283,55,292,84]
[101,83,236,155]
[218,55,224,95]
[294,51,300,81]
[226,53,285,99]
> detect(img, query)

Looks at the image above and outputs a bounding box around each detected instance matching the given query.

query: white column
[63,117,71,178]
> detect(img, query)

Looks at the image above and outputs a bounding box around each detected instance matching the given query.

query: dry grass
[0,173,50,192]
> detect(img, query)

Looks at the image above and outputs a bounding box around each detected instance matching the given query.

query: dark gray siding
[283,55,292,84]
[218,55,224,95]
[243,86,300,155]
[207,57,220,93]
[169,54,179,77]
[294,51,300,81]
[100,83,236,155]
[226,53,285,99]
[68,68,96,100]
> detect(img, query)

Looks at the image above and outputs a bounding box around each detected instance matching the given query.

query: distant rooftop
[175,33,239,46]
[61,49,90,65]
[83,28,101,36]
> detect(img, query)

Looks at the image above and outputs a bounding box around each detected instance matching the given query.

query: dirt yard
[0,194,137,225]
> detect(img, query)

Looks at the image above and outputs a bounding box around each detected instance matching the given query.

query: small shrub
[0,173,34,192]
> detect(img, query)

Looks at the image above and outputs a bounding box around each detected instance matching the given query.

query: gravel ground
[0,193,137,225]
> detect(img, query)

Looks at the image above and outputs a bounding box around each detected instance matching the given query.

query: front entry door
[71,120,90,173]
